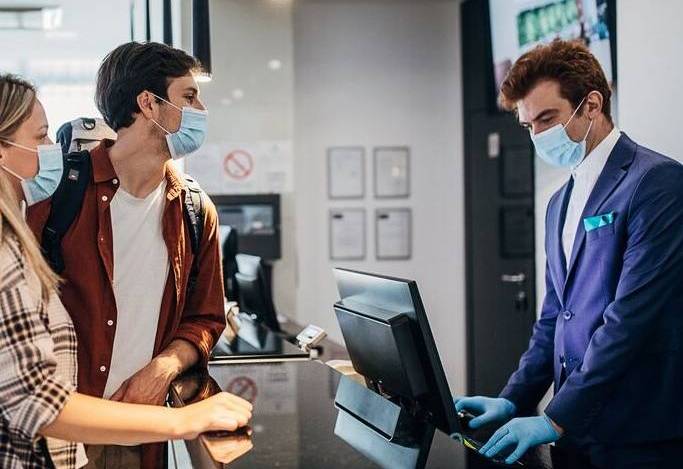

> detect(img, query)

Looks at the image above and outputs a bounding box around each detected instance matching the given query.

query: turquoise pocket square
[583,212,615,232]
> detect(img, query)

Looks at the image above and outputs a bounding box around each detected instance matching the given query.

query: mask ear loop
[564,95,588,128]
[1,164,25,181]
[0,138,37,181]
[147,92,181,135]
[582,118,594,141]
[148,92,182,112]
[564,95,594,149]
[151,119,172,135]
[0,137,38,153]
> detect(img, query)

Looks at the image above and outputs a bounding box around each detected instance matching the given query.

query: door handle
[501,273,526,284]
[515,291,529,312]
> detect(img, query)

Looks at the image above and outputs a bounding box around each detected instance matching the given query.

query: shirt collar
[572,126,621,180]
[91,140,117,183]
[91,140,185,200]
[164,161,184,200]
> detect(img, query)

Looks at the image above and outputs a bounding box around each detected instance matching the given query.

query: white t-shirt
[103,180,170,399]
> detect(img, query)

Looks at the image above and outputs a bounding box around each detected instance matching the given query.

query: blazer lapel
[548,179,572,299]
[564,133,637,292]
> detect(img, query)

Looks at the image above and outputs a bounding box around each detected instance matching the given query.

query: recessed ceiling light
[268,59,282,70]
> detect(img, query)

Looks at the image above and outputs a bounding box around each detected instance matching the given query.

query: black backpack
[46,118,205,294]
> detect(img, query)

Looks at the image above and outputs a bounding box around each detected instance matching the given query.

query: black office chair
[221,226,239,301]
[235,254,281,332]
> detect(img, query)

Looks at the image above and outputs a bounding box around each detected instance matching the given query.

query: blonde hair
[0,74,59,300]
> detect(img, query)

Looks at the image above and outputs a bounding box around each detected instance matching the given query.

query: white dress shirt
[562,126,621,266]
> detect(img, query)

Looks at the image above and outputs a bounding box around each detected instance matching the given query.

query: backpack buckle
[43,226,59,246]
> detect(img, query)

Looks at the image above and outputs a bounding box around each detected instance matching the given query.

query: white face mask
[149,93,208,160]
[0,140,64,206]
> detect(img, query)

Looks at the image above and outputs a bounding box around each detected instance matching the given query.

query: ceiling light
[232,89,244,100]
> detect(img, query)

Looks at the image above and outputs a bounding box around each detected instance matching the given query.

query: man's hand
[478,415,563,465]
[110,355,181,405]
[110,339,200,405]
[453,396,516,429]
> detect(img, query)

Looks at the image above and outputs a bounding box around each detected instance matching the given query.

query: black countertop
[169,357,563,469]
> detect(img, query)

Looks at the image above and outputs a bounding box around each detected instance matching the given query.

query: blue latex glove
[453,396,516,429]
[479,415,561,465]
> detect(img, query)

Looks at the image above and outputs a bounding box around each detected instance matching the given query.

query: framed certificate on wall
[327,147,365,199]
[329,208,366,260]
[375,208,412,260]
[374,146,410,198]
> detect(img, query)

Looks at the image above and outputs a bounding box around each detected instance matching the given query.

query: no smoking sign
[223,149,254,180]
[226,376,258,404]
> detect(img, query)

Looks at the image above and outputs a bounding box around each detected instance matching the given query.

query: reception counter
[165,321,572,469]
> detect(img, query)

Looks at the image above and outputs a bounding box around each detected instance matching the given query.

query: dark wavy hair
[95,42,199,131]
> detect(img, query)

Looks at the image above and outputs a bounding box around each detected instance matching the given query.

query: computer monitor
[213,194,281,260]
[333,268,460,435]
[235,254,280,332]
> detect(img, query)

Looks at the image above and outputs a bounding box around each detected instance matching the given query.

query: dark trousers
[552,439,683,469]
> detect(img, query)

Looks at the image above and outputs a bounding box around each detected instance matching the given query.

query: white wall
[617,0,683,162]
[292,0,466,394]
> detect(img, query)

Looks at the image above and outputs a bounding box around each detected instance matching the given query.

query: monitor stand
[333,375,435,469]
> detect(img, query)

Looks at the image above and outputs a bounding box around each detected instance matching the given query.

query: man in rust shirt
[28,42,225,468]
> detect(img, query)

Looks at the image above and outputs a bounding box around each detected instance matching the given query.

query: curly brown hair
[499,39,612,122]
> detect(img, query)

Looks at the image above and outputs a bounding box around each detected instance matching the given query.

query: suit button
[563,310,573,320]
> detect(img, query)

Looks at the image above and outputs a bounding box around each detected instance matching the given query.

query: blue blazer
[500,133,683,443]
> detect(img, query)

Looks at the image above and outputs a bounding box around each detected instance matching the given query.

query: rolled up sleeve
[173,197,226,366]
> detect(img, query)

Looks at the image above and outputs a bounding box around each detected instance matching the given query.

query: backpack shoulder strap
[42,150,92,273]
[182,175,206,295]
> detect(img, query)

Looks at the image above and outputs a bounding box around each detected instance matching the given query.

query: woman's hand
[175,392,253,440]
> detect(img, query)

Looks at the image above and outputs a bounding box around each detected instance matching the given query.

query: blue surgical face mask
[530,96,593,168]
[150,93,208,160]
[0,141,64,206]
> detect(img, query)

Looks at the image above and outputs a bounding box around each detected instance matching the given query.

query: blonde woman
[0,74,252,468]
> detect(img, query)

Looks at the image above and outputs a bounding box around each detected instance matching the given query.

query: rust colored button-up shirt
[27,141,226,399]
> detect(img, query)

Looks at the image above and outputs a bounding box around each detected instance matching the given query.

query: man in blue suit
[455,40,683,467]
